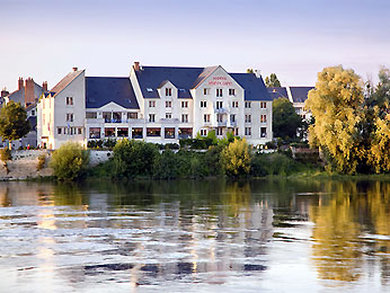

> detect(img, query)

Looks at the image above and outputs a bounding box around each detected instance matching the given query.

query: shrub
[251,152,301,177]
[221,138,251,177]
[36,154,46,171]
[49,142,89,181]
[112,139,159,179]
[154,149,179,179]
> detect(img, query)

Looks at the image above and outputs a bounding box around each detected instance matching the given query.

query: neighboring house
[1,77,48,148]
[268,86,314,121]
[38,63,273,149]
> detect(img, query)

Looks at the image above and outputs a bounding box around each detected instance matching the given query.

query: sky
[1,0,389,91]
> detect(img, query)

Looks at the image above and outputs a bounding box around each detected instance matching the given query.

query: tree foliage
[112,139,159,179]
[305,65,364,174]
[272,97,302,140]
[0,100,31,142]
[49,142,89,181]
[365,67,390,173]
[221,138,251,177]
[265,73,281,87]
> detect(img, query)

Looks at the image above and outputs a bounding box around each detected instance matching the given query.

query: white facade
[38,64,273,149]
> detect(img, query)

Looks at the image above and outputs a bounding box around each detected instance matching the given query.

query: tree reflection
[310,180,390,284]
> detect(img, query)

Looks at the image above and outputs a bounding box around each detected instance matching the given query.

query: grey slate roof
[85,77,139,109]
[135,66,270,101]
[230,73,272,101]
[135,66,205,99]
[268,87,289,100]
[8,82,44,106]
[290,87,314,103]
[27,116,37,131]
[51,70,84,97]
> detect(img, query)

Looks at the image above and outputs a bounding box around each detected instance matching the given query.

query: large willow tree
[305,66,364,174]
[366,68,390,173]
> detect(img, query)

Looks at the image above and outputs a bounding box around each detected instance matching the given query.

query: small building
[38,63,273,149]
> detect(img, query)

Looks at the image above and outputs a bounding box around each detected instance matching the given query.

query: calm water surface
[0,179,389,292]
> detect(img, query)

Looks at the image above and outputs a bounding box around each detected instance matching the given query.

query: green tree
[272,97,302,140]
[265,73,281,87]
[221,138,251,177]
[305,65,364,174]
[0,101,31,146]
[246,68,254,74]
[112,139,159,179]
[49,142,89,181]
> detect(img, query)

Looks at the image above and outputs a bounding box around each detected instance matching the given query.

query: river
[0,179,389,292]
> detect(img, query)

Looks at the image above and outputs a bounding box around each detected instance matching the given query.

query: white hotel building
[37,63,273,149]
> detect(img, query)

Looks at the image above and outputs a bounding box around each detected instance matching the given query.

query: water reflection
[0,179,389,291]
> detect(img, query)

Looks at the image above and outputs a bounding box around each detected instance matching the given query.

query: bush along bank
[85,138,318,181]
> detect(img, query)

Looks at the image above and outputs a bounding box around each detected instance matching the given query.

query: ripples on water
[0,179,389,292]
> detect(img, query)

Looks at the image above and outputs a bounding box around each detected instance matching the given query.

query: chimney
[18,77,24,90]
[72,67,78,72]
[134,62,140,71]
[25,78,35,107]
[42,81,48,92]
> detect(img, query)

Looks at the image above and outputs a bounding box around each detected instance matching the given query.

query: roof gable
[51,70,84,97]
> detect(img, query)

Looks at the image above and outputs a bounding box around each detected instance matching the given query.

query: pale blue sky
[1,0,389,91]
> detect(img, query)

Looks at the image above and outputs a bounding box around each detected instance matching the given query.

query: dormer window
[146,88,153,92]
[165,88,172,96]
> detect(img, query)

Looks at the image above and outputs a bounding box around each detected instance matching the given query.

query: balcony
[214,107,229,114]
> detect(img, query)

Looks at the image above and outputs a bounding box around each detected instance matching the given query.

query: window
[147,128,161,137]
[216,101,223,109]
[229,89,236,96]
[66,97,73,105]
[261,115,267,123]
[216,88,223,97]
[89,127,101,139]
[165,113,172,119]
[165,100,172,108]
[200,129,207,136]
[149,114,155,122]
[117,128,128,137]
[66,113,73,122]
[245,101,251,108]
[245,114,251,123]
[234,128,239,136]
[200,101,207,108]
[165,88,172,96]
[230,114,236,123]
[165,128,175,139]
[149,100,156,107]
[245,127,251,136]
[104,128,115,137]
[232,101,239,108]
[260,102,267,108]
[204,88,210,95]
[217,114,223,123]
[182,114,188,123]
[86,112,97,119]
[216,128,223,136]
[127,112,138,119]
[31,110,35,116]
[57,128,62,135]
[204,114,210,123]
[132,128,143,139]
[181,101,188,108]
[261,127,267,138]
[146,88,153,92]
